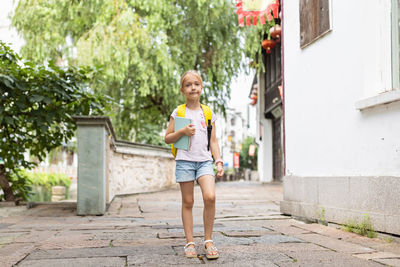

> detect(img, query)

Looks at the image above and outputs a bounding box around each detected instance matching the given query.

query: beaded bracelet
[215,159,223,166]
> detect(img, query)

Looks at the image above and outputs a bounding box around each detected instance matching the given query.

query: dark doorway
[272,117,283,181]
[263,42,283,181]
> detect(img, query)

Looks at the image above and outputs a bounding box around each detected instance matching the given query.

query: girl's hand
[183,123,195,136]
[216,163,224,178]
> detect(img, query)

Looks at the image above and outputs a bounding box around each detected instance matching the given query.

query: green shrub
[317,207,328,226]
[342,214,377,238]
[0,169,72,202]
[28,171,71,191]
[0,169,32,202]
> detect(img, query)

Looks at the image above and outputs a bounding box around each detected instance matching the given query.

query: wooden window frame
[392,0,400,89]
[299,0,332,49]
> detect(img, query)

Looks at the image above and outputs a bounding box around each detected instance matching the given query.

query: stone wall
[108,140,176,201]
[74,116,176,215]
[281,176,400,235]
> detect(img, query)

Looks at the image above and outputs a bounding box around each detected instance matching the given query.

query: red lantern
[261,39,276,54]
[250,88,258,105]
[270,24,281,42]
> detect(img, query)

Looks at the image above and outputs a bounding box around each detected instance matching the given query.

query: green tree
[0,42,111,202]
[11,0,244,143]
[239,136,258,171]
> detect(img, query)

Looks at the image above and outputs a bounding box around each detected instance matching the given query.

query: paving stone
[280,250,383,267]
[292,223,360,240]
[0,223,11,230]
[214,225,268,232]
[92,231,156,240]
[344,235,400,255]
[0,243,35,267]
[1,182,398,267]
[68,225,117,231]
[0,206,27,217]
[167,225,268,233]
[113,238,184,247]
[0,232,28,245]
[266,224,312,235]
[353,251,400,260]
[221,230,275,237]
[218,243,329,253]
[25,245,175,260]
[215,215,290,222]
[373,258,400,266]
[251,234,303,244]
[152,223,224,229]
[117,208,143,218]
[14,231,56,243]
[200,251,292,266]
[157,232,204,239]
[23,205,76,217]
[209,260,278,267]
[210,233,302,246]
[294,233,375,254]
[17,257,126,267]
[127,254,202,266]
[212,235,255,246]
[37,234,110,250]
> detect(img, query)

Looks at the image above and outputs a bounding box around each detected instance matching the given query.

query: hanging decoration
[236,0,280,27]
[249,84,258,105]
[261,39,276,54]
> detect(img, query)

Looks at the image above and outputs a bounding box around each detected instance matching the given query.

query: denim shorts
[175,160,215,183]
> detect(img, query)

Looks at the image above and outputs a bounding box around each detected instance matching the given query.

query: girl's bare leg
[197,175,217,254]
[180,181,195,247]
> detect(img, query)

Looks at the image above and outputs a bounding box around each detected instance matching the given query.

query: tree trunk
[0,166,16,202]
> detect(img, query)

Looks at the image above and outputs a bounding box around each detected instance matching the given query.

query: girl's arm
[164,117,195,144]
[210,122,224,178]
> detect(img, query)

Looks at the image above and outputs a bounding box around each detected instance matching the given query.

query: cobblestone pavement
[1,181,400,266]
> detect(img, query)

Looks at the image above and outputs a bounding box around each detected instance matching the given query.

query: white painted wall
[256,75,274,182]
[284,0,400,177]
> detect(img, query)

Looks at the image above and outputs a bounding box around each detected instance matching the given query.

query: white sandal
[184,242,197,258]
[204,239,219,259]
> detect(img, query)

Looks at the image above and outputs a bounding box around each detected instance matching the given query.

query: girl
[164,70,224,259]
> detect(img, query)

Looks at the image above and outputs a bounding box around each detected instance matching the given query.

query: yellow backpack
[171,104,212,158]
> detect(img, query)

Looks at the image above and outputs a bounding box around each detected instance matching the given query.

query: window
[392,0,400,89]
[299,0,331,48]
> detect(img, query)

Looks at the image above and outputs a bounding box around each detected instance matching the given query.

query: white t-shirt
[171,106,217,162]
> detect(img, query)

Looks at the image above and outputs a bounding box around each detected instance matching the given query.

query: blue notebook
[174,117,191,151]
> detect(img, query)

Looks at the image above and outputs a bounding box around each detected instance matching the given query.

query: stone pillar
[73,116,115,215]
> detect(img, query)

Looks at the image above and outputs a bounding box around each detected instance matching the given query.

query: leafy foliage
[242,19,277,70]
[342,214,377,238]
[27,171,72,191]
[0,41,111,185]
[12,0,247,143]
[0,169,32,202]
[239,136,258,170]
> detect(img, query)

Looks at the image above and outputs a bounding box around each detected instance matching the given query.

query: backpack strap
[201,104,213,152]
[171,104,187,158]
[176,104,186,117]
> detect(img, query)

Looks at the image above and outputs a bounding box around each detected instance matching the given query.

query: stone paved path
[1,181,400,266]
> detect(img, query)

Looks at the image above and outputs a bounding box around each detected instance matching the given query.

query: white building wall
[284,0,400,177]
[257,75,273,182]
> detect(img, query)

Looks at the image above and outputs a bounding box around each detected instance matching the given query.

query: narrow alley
[1,181,400,266]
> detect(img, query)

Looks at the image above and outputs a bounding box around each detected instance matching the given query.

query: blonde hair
[180,70,203,89]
